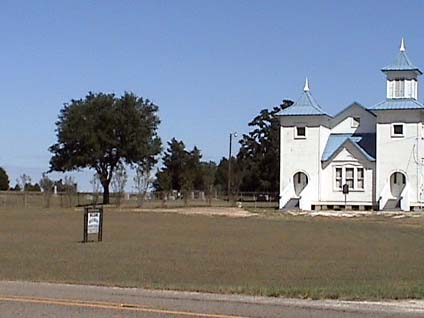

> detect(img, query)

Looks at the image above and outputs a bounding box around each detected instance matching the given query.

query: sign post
[342,184,349,212]
[83,206,103,243]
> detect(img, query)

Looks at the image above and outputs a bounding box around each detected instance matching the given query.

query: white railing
[279,181,295,209]
[378,181,391,210]
[299,185,312,211]
[400,184,411,212]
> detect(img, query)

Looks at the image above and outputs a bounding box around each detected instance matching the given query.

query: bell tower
[382,38,422,100]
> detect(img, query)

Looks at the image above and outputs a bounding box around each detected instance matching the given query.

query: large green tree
[214,157,241,194]
[154,138,187,192]
[0,167,9,191]
[49,92,161,204]
[237,100,293,192]
[194,161,217,193]
[154,138,215,197]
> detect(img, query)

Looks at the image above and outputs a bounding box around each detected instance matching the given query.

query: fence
[0,191,279,209]
[0,191,79,209]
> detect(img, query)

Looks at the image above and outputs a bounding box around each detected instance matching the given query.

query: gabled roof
[279,89,331,117]
[369,98,424,110]
[322,133,376,162]
[331,102,376,128]
[332,102,375,118]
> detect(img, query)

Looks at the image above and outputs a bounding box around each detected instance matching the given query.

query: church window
[392,124,404,137]
[346,168,354,189]
[335,168,342,189]
[334,166,364,191]
[394,79,405,98]
[351,117,360,128]
[294,126,306,139]
[387,80,394,98]
[357,168,364,189]
[393,172,406,184]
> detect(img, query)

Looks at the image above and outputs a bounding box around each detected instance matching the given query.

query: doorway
[293,172,308,197]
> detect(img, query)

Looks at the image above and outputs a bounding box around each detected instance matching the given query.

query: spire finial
[400,37,406,52]
[303,77,310,92]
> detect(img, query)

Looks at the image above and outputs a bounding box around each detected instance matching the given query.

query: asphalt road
[0,281,423,318]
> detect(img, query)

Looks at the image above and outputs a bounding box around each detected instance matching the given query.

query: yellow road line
[0,294,250,318]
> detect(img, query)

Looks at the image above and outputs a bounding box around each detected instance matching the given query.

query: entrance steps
[383,198,400,210]
[283,198,299,209]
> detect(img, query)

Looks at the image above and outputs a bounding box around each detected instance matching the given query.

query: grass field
[1,207,424,300]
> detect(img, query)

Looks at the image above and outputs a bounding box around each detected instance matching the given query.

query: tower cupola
[382,38,422,100]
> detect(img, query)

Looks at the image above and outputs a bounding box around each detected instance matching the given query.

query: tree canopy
[25,182,41,192]
[237,100,293,192]
[39,173,54,193]
[154,138,217,196]
[49,92,161,204]
[214,157,241,194]
[0,167,9,191]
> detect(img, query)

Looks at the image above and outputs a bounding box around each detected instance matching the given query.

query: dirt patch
[286,210,424,218]
[128,207,257,218]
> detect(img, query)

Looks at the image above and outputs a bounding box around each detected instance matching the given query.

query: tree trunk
[102,182,110,205]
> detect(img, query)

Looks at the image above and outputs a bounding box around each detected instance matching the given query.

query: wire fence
[0,190,279,209]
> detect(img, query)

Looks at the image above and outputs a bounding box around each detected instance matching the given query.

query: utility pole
[228,132,237,202]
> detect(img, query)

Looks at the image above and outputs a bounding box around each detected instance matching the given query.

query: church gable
[331,144,364,162]
[322,133,376,164]
[321,139,375,171]
[331,103,376,134]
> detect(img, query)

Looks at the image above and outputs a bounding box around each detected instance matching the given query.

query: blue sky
[0,0,423,191]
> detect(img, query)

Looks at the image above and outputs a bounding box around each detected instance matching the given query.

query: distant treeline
[1,90,293,205]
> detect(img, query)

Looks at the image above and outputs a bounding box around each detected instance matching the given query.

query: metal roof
[381,50,422,74]
[369,98,424,110]
[279,90,331,116]
[322,133,376,162]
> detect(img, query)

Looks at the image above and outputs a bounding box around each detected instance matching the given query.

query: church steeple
[303,77,310,92]
[382,38,422,100]
[279,78,330,116]
[400,37,405,52]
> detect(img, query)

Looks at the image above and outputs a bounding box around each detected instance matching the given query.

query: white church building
[278,40,424,211]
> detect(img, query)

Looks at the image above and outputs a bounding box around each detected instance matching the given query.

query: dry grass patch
[0,207,424,300]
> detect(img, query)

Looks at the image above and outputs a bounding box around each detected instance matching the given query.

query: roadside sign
[342,184,349,212]
[342,184,349,194]
[87,212,100,234]
[83,206,103,243]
